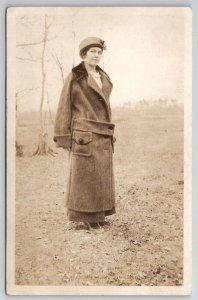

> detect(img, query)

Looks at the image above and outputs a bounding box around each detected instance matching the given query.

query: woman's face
[83,47,103,67]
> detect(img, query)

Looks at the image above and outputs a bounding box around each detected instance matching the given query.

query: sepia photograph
[6,6,192,295]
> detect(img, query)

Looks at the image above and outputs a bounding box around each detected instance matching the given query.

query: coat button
[79,138,84,144]
[108,125,114,130]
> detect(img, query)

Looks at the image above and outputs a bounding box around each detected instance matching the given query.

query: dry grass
[15,106,184,286]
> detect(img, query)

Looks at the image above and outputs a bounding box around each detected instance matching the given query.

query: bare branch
[52,52,62,68]
[46,82,54,125]
[16,56,40,62]
[16,21,60,48]
[51,52,65,84]
[46,21,53,30]
[16,86,41,94]
[16,86,41,99]
[16,15,35,26]
[17,16,26,21]
[16,39,44,47]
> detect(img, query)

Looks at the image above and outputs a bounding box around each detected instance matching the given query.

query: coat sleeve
[53,72,73,149]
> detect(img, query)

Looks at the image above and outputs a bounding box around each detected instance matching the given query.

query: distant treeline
[17,99,183,127]
[122,98,182,108]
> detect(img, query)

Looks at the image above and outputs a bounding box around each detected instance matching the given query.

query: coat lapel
[100,72,113,101]
[73,62,113,101]
[87,73,106,101]
[87,67,113,104]
[72,62,113,120]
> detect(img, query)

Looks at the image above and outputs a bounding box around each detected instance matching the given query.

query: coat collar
[72,61,88,81]
[72,61,111,82]
[72,61,113,101]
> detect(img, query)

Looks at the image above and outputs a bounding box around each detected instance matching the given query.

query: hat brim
[80,44,104,58]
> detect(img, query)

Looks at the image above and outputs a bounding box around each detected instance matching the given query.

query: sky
[14,7,190,111]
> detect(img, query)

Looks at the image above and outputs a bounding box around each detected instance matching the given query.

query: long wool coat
[54,61,116,216]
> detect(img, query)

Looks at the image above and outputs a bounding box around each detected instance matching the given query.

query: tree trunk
[33,133,57,156]
[34,15,56,156]
[39,16,47,135]
[16,141,24,157]
[15,92,24,157]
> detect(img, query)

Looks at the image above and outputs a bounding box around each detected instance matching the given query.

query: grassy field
[15,106,184,286]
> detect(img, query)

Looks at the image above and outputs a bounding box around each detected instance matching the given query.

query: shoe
[98,221,111,227]
[84,222,101,230]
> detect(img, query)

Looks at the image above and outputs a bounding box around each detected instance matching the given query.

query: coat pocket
[72,130,93,157]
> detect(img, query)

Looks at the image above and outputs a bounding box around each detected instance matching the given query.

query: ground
[15,106,183,286]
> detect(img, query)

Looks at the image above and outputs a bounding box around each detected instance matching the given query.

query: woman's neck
[84,62,97,73]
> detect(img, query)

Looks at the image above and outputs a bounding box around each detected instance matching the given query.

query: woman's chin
[85,61,98,67]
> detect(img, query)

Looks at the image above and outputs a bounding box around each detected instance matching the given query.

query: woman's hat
[79,37,106,57]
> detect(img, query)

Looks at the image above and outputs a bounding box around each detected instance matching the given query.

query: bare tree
[72,19,76,68]
[32,16,57,156]
[15,87,40,156]
[15,89,24,157]
[17,15,57,156]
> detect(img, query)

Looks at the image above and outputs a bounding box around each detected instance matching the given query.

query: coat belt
[71,118,115,136]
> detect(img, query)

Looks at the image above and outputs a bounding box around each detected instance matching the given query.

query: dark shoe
[98,221,111,227]
[83,222,102,230]
[89,222,101,229]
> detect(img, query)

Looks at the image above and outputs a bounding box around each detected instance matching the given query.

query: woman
[53,37,116,229]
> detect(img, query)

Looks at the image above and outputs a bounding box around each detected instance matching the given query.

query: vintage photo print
[6,6,192,295]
